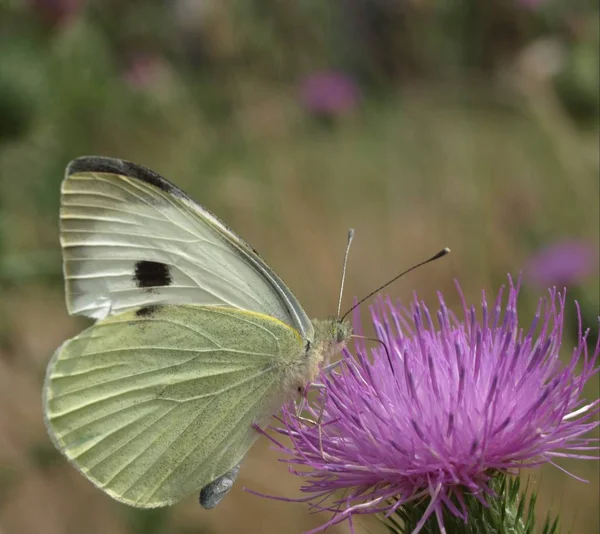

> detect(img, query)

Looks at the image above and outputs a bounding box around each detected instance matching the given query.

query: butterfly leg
[293,359,344,455]
[321,358,344,376]
[294,382,326,420]
[295,357,343,411]
[292,383,330,458]
[199,462,242,509]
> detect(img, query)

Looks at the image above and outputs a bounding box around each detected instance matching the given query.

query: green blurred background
[0,1,598,533]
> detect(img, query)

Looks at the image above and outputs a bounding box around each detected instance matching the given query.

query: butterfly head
[333,318,353,345]
[311,317,353,363]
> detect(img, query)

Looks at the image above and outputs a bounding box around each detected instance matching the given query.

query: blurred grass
[0,2,598,534]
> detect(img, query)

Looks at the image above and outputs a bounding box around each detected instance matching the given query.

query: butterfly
[43,156,353,509]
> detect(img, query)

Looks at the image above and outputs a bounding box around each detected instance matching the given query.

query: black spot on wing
[135,305,160,317]
[133,261,172,288]
[67,156,179,195]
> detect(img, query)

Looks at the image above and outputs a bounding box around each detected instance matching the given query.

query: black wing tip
[67,156,129,177]
[66,156,177,195]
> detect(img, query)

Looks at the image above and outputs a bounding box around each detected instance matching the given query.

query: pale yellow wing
[43,305,304,508]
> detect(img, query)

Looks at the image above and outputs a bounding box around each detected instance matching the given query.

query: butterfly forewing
[60,156,313,340]
[44,305,304,507]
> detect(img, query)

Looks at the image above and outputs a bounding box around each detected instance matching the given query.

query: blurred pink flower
[123,54,164,90]
[525,240,598,287]
[30,0,84,26]
[518,0,549,9]
[299,71,360,117]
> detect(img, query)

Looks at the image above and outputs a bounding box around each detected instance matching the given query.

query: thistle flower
[299,71,360,117]
[525,239,598,288]
[263,278,599,533]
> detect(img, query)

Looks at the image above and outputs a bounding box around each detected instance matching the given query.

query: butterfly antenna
[340,247,450,321]
[336,228,355,319]
[352,334,395,375]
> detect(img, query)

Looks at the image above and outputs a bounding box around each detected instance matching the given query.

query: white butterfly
[43,157,352,509]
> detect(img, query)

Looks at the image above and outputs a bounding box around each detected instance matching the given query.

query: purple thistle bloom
[525,239,598,288]
[260,278,599,533]
[299,71,361,117]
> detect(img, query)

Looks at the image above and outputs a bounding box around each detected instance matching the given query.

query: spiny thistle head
[263,278,599,533]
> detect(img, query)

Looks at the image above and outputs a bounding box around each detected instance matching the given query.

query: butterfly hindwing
[43,305,304,507]
[61,156,313,340]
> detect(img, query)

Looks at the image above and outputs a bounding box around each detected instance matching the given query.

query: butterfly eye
[334,323,348,344]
